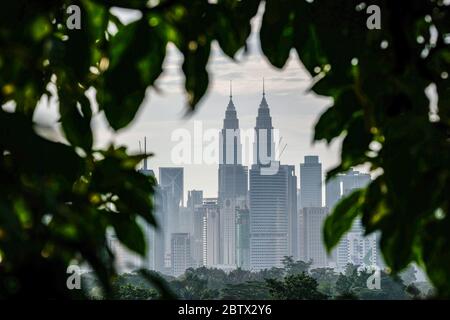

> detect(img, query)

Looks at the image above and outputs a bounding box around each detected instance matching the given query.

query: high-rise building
[220,197,247,266]
[137,160,165,273]
[171,233,192,277]
[325,176,341,210]
[236,206,250,270]
[249,163,298,270]
[150,186,168,272]
[218,85,248,266]
[187,190,203,210]
[324,169,379,271]
[178,206,193,235]
[298,207,329,268]
[341,169,371,195]
[192,203,206,268]
[286,165,298,259]
[249,86,297,270]
[202,198,221,267]
[108,233,143,273]
[159,167,184,207]
[300,156,322,208]
[326,169,371,211]
[159,167,184,265]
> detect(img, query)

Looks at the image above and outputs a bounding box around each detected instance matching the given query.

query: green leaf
[314,89,360,143]
[59,93,93,151]
[260,0,295,68]
[110,213,146,257]
[173,25,210,110]
[214,0,260,58]
[323,189,365,251]
[99,19,166,130]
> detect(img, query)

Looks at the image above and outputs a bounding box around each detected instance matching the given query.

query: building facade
[300,155,322,208]
[171,233,192,277]
[298,207,329,268]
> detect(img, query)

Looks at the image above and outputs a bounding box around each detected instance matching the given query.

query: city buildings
[300,155,322,208]
[159,167,184,268]
[218,86,248,267]
[236,206,251,270]
[298,207,329,268]
[249,87,298,270]
[171,233,192,277]
[128,84,380,277]
[325,170,379,271]
[202,198,221,267]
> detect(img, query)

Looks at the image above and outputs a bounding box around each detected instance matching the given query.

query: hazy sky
[32,5,344,199]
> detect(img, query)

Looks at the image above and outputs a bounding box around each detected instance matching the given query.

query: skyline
[26,6,350,198]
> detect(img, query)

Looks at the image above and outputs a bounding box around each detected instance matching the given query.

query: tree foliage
[266,273,328,300]
[0,0,449,298]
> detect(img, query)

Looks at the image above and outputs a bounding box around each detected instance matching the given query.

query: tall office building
[236,206,251,270]
[341,169,371,195]
[326,169,371,210]
[159,167,184,207]
[218,85,248,266]
[108,233,143,273]
[300,156,322,208]
[150,186,168,272]
[325,169,379,270]
[192,203,206,268]
[137,160,165,272]
[171,233,192,277]
[298,207,329,268]
[178,206,193,235]
[159,167,184,265]
[286,165,298,259]
[325,176,341,210]
[187,190,204,210]
[249,86,297,269]
[220,197,247,266]
[202,198,221,267]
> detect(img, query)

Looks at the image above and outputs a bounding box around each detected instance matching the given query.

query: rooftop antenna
[263,77,265,96]
[229,80,232,99]
[143,136,148,171]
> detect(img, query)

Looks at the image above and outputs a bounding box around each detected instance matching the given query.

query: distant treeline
[82,257,433,300]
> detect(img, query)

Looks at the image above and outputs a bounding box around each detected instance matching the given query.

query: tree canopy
[0,0,449,298]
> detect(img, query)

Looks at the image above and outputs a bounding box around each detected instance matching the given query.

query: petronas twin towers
[218,81,298,270]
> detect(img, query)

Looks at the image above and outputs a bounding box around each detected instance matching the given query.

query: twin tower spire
[221,79,274,166]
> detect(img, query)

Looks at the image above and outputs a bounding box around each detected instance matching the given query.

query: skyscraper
[218,84,248,266]
[202,198,221,267]
[137,158,165,272]
[149,185,168,272]
[298,207,329,268]
[249,85,297,270]
[159,167,184,265]
[171,233,192,277]
[300,155,322,208]
[325,176,341,210]
[325,169,371,211]
[286,165,298,259]
[187,190,204,210]
[192,203,206,268]
[324,169,379,271]
[236,206,250,270]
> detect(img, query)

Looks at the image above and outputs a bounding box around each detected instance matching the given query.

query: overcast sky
[31,5,345,199]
